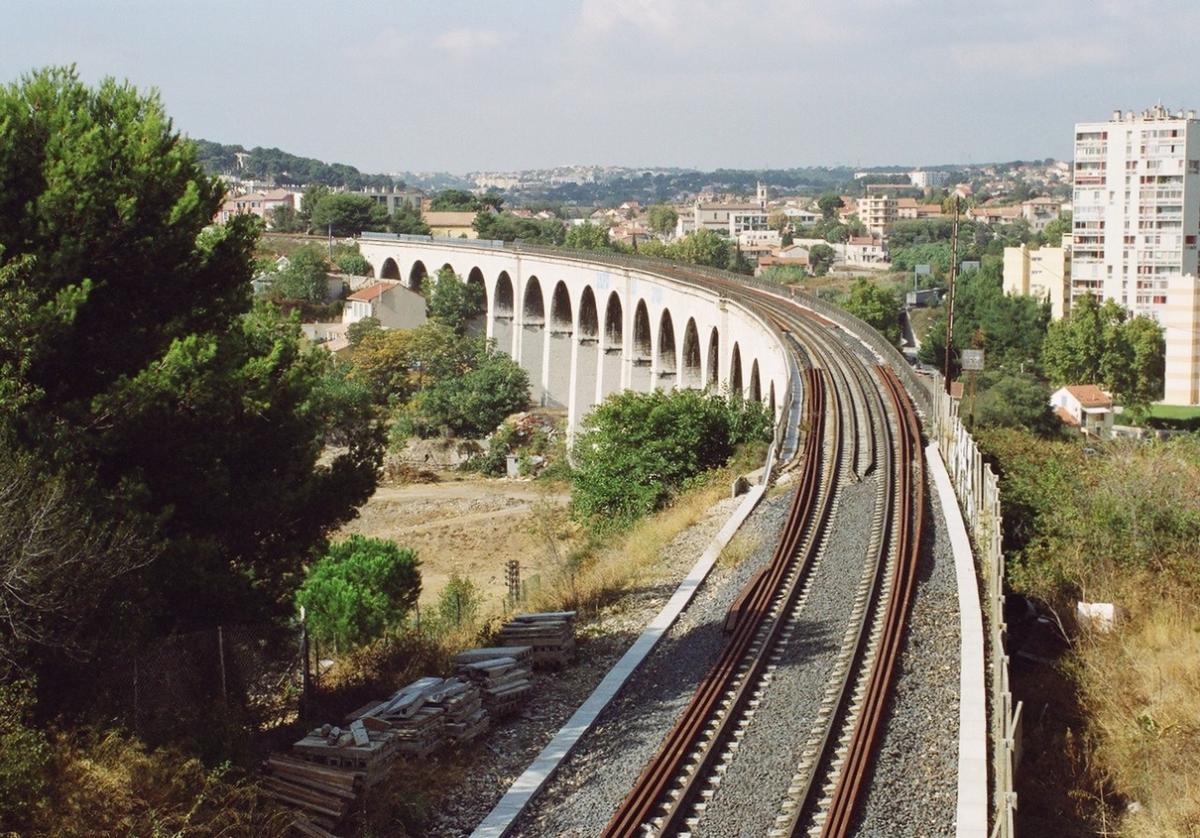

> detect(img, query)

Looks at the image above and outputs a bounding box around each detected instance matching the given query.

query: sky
[5,0,1200,174]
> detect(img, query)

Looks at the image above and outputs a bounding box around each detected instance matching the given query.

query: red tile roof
[1054,405,1080,426]
[1064,384,1112,408]
[347,281,398,302]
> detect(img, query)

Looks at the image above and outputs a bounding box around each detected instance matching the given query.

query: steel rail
[813,367,924,838]
[601,365,836,837]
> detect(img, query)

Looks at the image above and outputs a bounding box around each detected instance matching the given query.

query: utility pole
[943,197,960,393]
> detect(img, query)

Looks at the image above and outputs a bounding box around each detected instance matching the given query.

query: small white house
[343,281,427,331]
[1050,384,1114,436]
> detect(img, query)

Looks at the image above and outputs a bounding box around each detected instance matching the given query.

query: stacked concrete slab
[498,611,577,669]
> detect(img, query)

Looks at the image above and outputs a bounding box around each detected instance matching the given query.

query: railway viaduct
[357,234,792,435]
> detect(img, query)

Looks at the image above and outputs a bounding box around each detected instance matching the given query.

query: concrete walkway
[470,484,768,838]
[925,443,988,838]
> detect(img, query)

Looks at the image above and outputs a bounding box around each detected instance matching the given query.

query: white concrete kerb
[925,442,988,838]
[470,484,768,838]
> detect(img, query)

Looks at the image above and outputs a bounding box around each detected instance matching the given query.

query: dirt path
[337,477,574,608]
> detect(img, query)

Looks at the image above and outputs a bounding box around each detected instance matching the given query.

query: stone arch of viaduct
[360,238,790,436]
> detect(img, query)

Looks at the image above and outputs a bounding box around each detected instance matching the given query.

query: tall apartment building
[1073,105,1200,404]
[857,193,897,236]
[1003,241,1070,320]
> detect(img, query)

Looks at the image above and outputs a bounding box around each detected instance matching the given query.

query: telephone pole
[943,197,960,393]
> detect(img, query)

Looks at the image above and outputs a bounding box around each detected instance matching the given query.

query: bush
[571,389,771,530]
[296,536,421,650]
[333,248,372,276]
[0,679,49,831]
[436,575,481,628]
[271,244,330,303]
[394,349,529,439]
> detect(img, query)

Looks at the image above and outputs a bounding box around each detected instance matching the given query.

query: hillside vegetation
[979,429,1200,836]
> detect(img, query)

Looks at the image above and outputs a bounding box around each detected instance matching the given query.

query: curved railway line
[597,269,927,838]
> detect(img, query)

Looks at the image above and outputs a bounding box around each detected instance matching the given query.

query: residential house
[343,281,427,330]
[966,204,1023,225]
[424,211,480,239]
[217,188,297,226]
[844,236,889,267]
[1020,196,1063,232]
[1050,384,1114,436]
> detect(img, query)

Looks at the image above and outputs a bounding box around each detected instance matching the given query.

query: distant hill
[190,139,402,189]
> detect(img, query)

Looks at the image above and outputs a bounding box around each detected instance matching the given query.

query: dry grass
[525,441,768,617]
[25,730,290,837]
[521,472,734,617]
[1073,584,1200,837]
[718,528,762,569]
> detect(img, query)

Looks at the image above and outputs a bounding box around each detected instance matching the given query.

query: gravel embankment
[852,473,961,837]
[427,492,750,837]
[510,489,796,837]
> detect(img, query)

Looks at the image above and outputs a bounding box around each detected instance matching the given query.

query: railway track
[600,277,926,838]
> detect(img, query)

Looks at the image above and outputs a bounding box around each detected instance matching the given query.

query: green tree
[271,244,330,302]
[1041,294,1108,386]
[437,575,481,627]
[0,68,382,640]
[0,679,49,830]
[1123,314,1166,409]
[296,536,421,650]
[297,184,331,230]
[571,389,770,530]
[473,212,565,245]
[817,193,845,220]
[269,204,301,233]
[841,279,902,346]
[425,266,486,334]
[808,243,835,276]
[345,316,381,349]
[310,192,389,236]
[388,204,431,235]
[1042,296,1164,412]
[972,371,1057,434]
[430,189,481,211]
[564,222,611,251]
[672,228,731,268]
[394,347,530,439]
[646,204,679,236]
[1038,211,1072,247]
[332,246,372,276]
[920,269,1049,377]
[824,223,850,243]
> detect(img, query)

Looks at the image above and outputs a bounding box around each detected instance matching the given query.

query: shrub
[437,575,481,628]
[271,244,329,302]
[0,679,49,830]
[333,249,372,276]
[394,349,529,439]
[571,389,771,530]
[296,536,421,650]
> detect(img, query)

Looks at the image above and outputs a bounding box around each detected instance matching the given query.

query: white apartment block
[1003,242,1070,320]
[857,193,897,236]
[1073,105,1200,404]
[909,169,950,189]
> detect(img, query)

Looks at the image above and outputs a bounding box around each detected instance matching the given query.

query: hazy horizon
[6,0,1200,173]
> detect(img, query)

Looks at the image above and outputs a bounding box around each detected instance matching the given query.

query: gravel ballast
[510,488,796,837]
[852,469,961,837]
